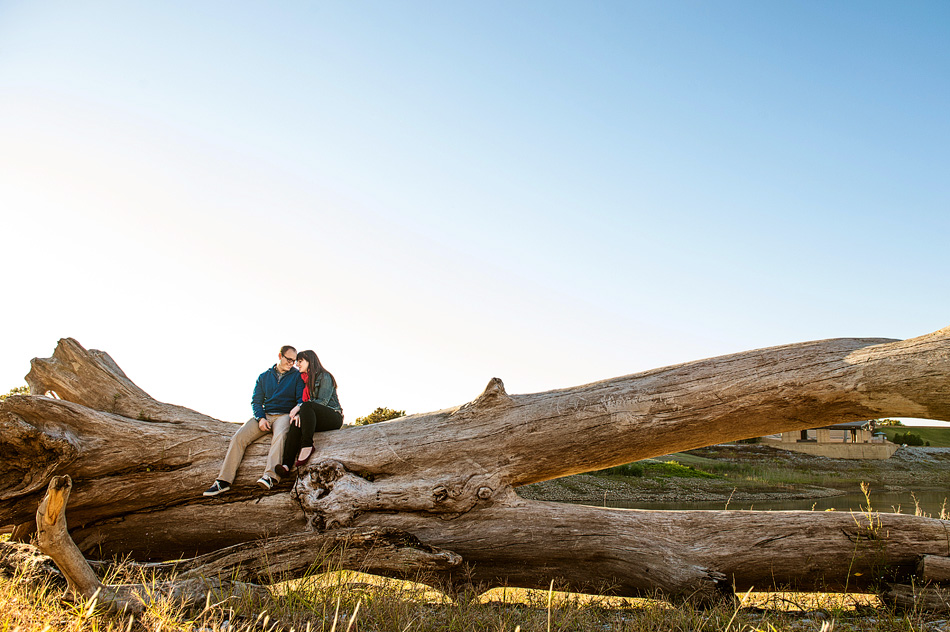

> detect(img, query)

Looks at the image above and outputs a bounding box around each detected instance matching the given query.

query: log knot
[452,378,513,421]
[294,460,368,529]
[307,460,347,499]
[677,568,733,605]
[295,459,501,530]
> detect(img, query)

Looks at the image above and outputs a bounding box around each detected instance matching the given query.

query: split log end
[917,555,950,584]
[0,409,80,504]
[883,582,950,613]
[41,476,72,527]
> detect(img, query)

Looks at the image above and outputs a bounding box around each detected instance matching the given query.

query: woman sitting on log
[276,350,343,476]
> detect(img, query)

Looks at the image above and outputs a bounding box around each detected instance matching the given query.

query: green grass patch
[647,459,718,478]
[595,458,718,479]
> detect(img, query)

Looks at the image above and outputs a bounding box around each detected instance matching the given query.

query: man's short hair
[280,345,296,356]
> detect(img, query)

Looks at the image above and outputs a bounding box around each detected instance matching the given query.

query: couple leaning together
[203,345,342,497]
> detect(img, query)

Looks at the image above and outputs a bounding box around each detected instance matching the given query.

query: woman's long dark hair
[298,349,336,397]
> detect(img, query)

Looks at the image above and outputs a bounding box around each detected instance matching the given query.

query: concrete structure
[761,420,898,459]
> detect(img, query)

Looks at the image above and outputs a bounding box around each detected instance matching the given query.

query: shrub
[893,432,924,446]
[354,407,406,426]
[878,418,904,427]
[598,463,645,477]
[0,385,28,402]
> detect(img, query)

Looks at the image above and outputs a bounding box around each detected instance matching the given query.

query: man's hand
[258,418,271,432]
[291,414,301,427]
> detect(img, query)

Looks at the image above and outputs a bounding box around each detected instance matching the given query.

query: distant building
[760,420,898,460]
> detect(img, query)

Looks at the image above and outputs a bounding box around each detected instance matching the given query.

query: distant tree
[878,419,904,427]
[0,385,28,402]
[353,407,406,426]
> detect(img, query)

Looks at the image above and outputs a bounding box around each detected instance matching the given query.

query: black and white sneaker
[257,475,278,490]
[203,480,231,497]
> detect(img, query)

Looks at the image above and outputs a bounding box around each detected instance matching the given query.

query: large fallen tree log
[2,329,950,600]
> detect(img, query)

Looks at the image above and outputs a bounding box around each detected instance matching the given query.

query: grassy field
[654,443,950,491]
[598,451,848,487]
[3,555,947,632]
[879,426,950,447]
[520,443,950,510]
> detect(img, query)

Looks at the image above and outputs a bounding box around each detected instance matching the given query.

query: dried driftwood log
[3,329,950,601]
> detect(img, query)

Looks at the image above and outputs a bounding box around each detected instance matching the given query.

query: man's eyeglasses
[282,354,297,363]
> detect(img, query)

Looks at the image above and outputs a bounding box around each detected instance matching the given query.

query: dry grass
[3,557,950,632]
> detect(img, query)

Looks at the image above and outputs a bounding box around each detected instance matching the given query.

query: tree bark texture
[3,330,950,599]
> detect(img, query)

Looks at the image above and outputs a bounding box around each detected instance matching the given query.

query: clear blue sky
[2,1,948,424]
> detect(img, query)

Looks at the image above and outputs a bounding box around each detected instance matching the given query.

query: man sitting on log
[203,345,304,496]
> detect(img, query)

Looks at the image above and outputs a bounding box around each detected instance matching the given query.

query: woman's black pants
[281,401,343,468]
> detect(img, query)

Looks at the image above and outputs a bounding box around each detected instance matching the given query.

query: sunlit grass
[5,527,950,631]
[3,555,950,632]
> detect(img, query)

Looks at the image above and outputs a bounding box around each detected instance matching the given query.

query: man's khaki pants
[217,413,290,484]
